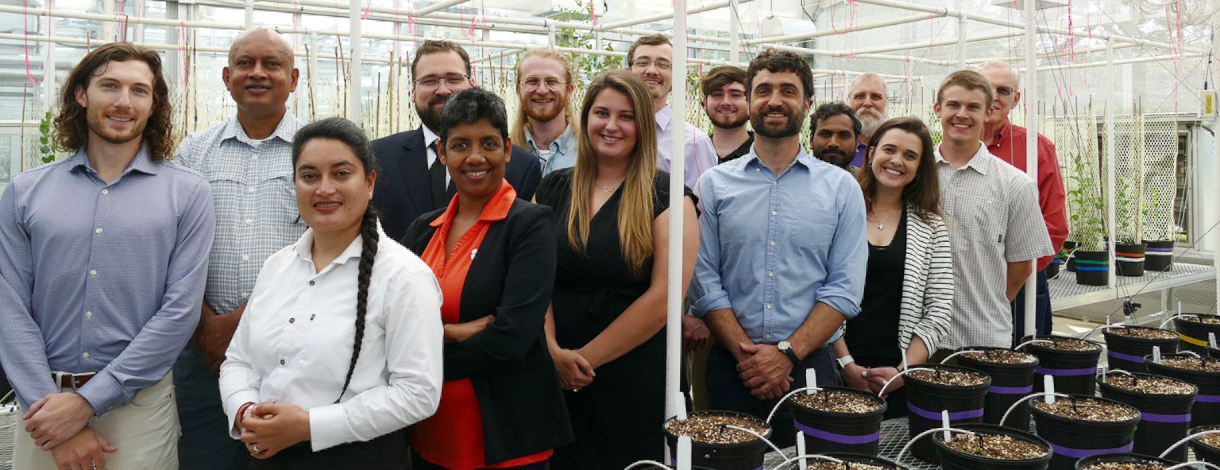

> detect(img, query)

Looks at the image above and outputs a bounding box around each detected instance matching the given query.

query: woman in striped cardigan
[832,117,953,418]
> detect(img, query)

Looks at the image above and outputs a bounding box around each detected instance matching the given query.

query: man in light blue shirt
[0,42,214,470]
[171,28,306,470]
[691,49,867,448]
[512,48,578,176]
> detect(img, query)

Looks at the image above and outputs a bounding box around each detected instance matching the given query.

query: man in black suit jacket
[373,39,542,240]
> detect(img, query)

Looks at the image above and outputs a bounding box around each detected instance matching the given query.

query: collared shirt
[423,125,451,187]
[0,146,214,414]
[715,130,755,164]
[176,115,305,314]
[987,121,1069,272]
[523,123,577,176]
[219,224,444,451]
[691,147,868,345]
[935,143,1054,349]
[852,140,868,168]
[656,105,719,193]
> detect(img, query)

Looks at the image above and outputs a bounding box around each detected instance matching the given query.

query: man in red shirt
[978,60,1069,340]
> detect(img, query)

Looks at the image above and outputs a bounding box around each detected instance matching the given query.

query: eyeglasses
[521,76,566,91]
[995,86,1015,96]
[630,59,672,71]
[414,74,470,88]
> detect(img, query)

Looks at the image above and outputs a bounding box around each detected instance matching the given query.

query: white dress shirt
[219,224,444,451]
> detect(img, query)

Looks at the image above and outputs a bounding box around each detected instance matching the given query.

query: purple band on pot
[1146,247,1174,253]
[1140,412,1193,423]
[1107,350,1146,363]
[792,420,881,445]
[1035,366,1098,376]
[670,460,761,470]
[989,385,1034,394]
[1197,394,1220,403]
[906,403,984,421]
[1046,441,1133,459]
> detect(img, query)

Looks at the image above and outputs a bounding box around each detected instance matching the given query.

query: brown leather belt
[54,372,95,389]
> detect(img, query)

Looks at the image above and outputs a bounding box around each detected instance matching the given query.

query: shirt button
[768,272,774,277]
[774,181,778,186]
[242,255,250,261]
[95,228,103,234]
[89,269,97,276]
[81,352,89,358]
[771,211,777,216]
[765,334,771,340]
[766,303,772,309]
[280,359,285,365]
[289,318,295,323]
[251,155,259,161]
[85,311,93,318]
[770,240,776,246]
[101,189,108,195]
[245,219,253,225]
[309,280,315,286]
[240,292,249,299]
[247,187,256,193]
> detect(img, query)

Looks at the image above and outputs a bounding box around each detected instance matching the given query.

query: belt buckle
[65,372,93,391]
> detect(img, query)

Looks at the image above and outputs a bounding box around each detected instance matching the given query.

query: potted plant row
[1098,372,1197,461]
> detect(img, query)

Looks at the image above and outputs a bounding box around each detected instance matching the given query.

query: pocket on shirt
[970,198,1006,244]
[787,208,836,253]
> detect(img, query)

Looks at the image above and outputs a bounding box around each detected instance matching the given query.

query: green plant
[553,0,622,89]
[1066,152,1105,251]
[1114,178,1140,244]
[39,111,56,164]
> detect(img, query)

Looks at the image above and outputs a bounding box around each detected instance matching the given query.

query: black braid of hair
[336,206,380,403]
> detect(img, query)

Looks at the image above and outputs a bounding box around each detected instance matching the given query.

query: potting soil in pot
[1099,373,1197,461]
[1172,314,1220,355]
[942,433,1050,460]
[1030,397,1141,470]
[663,411,772,470]
[1188,425,1220,465]
[1146,354,1220,427]
[1076,456,1175,470]
[934,424,1053,470]
[903,365,991,463]
[808,453,907,470]
[958,349,1039,430]
[1103,327,1180,373]
[1024,336,1102,396]
[790,388,887,455]
[807,462,889,470]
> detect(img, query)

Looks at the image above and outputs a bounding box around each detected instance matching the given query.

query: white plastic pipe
[957,13,969,68]
[348,0,361,122]
[743,13,934,45]
[1023,0,1039,341]
[728,0,740,65]
[664,0,687,462]
[1105,40,1117,289]
[1213,20,1220,318]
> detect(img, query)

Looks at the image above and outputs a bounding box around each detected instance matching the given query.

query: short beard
[523,94,566,122]
[815,149,851,169]
[858,108,886,137]
[416,101,443,132]
[708,110,749,129]
[751,111,803,139]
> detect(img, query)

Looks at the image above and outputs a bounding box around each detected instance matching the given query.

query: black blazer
[402,199,574,464]
[372,127,543,241]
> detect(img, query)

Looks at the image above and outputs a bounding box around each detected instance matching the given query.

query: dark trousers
[411,450,546,470]
[249,430,410,470]
[705,342,841,448]
[1011,269,1053,346]
[174,345,251,470]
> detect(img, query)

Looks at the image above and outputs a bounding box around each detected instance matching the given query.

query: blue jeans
[174,345,250,470]
[1011,269,1053,345]
[705,343,841,448]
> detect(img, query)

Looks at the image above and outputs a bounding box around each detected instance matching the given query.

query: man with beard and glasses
[627,34,718,193]
[511,48,577,176]
[809,102,863,176]
[977,60,1068,342]
[932,70,1051,353]
[373,40,542,241]
[171,28,308,470]
[700,66,753,164]
[846,73,888,168]
[0,42,214,470]
[690,49,866,447]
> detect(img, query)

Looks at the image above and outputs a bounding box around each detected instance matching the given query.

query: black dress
[536,168,694,470]
[845,207,908,418]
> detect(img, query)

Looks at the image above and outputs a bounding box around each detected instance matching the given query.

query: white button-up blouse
[219,225,444,451]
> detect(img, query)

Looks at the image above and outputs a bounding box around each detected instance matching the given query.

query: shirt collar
[68,143,159,176]
[219,115,299,145]
[524,123,575,156]
[934,141,993,175]
[422,125,441,149]
[988,120,1015,147]
[655,104,673,132]
[292,221,381,267]
[430,179,517,227]
[741,143,814,172]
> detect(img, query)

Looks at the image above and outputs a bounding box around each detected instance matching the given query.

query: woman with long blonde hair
[535,70,699,470]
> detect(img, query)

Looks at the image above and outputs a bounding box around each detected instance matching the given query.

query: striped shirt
[895,207,954,353]
[935,143,1053,349]
[0,147,214,414]
[175,116,305,314]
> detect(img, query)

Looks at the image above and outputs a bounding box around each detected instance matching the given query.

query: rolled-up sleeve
[691,174,731,317]
[814,180,867,319]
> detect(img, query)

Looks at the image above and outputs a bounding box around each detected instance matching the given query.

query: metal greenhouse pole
[665,0,689,460]
[1022,0,1039,338]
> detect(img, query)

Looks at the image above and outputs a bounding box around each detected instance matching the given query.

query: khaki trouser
[14,372,180,470]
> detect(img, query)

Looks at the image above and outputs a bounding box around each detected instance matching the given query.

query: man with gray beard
[845,73,888,168]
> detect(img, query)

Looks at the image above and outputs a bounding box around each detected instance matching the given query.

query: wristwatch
[777,340,800,365]
[837,354,855,369]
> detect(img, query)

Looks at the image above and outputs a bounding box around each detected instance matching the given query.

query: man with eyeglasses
[511,48,577,176]
[627,34,718,193]
[977,60,1067,342]
[845,73,888,168]
[373,40,542,241]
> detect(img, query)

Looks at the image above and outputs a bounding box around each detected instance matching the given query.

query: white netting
[1054,104,1105,251]
[1142,118,1180,241]
[1112,113,1145,243]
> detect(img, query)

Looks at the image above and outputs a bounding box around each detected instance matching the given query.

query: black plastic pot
[1097,372,1197,462]
[1046,259,1062,279]
[1146,354,1220,428]
[790,387,887,456]
[1074,453,1177,470]
[1116,242,1147,277]
[1187,425,1220,466]
[1063,241,1079,273]
[1103,326,1180,373]
[955,348,1039,431]
[1074,250,1111,286]
[823,452,910,470]
[1030,395,1140,470]
[933,423,1052,470]
[1144,240,1174,272]
[1021,336,1103,396]
[903,364,991,462]
[1173,314,1220,355]
[663,411,771,470]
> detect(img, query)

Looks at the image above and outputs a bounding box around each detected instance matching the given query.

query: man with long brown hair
[0,42,214,470]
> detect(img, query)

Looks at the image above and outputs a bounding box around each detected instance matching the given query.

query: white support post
[348,0,362,123]
[245,0,254,29]
[294,9,304,119]
[547,21,557,48]
[1213,22,1220,316]
[665,0,688,463]
[958,12,969,69]
[728,0,740,65]
[133,0,145,43]
[103,0,116,40]
[42,2,55,112]
[1105,39,1118,289]
[308,31,319,119]
[1022,0,1038,338]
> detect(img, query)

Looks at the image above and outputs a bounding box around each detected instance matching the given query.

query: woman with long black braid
[219,117,444,469]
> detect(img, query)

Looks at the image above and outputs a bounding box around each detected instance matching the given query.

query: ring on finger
[250,444,263,455]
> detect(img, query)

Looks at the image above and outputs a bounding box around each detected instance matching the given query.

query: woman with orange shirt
[402,87,573,470]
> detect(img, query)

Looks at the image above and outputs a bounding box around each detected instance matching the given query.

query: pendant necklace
[870,209,898,230]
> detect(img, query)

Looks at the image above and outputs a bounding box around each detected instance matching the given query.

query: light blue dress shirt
[523,123,577,176]
[656,105,719,193]
[690,147,867,345]
[0,147,215,414]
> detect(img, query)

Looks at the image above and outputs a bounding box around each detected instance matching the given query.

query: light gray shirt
[935,143,1053,349]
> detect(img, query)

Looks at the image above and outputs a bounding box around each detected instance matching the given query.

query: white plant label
[901,348,908,372]
[797,431,807,470]
[1153,345,1162,363]
[1044,375,1056,404]
[674,392,687,421]
[1211,333,1217,349]
[677,436,692,470]
[806,369,818,395]
[941,410,951,440]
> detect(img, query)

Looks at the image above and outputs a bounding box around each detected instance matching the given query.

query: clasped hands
[735,342,797,401]
[23,392,115,470]
[238,402,311,460]
[843,363,903,398]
